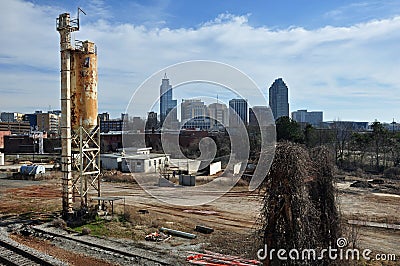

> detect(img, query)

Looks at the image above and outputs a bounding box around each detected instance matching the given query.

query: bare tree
[371,121,388,171]
[309,146,341,248]
[260,142,318,266]
[331,121,353,167]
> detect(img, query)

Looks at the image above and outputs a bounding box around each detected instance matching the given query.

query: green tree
[304,124,319,148]
[275,116,304,143]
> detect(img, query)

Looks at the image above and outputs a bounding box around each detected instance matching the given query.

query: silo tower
[57,10,101,219]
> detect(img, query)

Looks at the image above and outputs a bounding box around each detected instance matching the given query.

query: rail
[0,238,58,266]
[33,226,172,265]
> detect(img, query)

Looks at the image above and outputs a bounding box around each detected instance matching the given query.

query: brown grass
[101,171,137,183]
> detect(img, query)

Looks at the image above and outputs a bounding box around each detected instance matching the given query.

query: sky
[0,0,399,122]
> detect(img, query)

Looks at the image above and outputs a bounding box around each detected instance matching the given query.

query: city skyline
[0,72,390,129]
[4,106,400,135]
[0,1,400,122]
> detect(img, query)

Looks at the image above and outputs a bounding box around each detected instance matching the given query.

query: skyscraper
[159,73,177,125]
[268,78,289,120]
[229,99,248,126]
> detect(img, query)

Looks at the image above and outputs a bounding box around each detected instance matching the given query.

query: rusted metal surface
[70,40,98,132]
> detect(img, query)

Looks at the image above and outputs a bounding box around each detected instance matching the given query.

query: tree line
[270,116,400,173]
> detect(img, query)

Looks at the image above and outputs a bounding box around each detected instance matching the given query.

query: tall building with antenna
[159,73,177,125]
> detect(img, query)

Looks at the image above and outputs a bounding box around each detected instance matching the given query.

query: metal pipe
[159,227,197,239]
[57,13,76,218]
[194,225,214,234]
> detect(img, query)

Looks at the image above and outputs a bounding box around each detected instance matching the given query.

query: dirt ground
[0,171,399,265]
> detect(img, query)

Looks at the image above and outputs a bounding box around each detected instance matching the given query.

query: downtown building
[98,113,128,133]
[36,112,60,135]
[229,99,248,127]
[208,102,228,130]
[181,99,210,130]
[24,111,42,129]
[292,109,323,127]
[145,111,158,132]
[0,112,24,122]
[159,73,177,127]
[269,78,289,120]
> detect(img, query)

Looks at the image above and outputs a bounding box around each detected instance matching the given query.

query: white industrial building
[101,152,170,173]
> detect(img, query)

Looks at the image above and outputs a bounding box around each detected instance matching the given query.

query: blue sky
[1,0,400,122]
[30,0,400,29]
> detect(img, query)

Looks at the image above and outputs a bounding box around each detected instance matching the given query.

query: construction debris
[194,225,214,234]
[20,165,46,175]
[145,232,170,242]
[187,250,260,265]
[350,180,373,188]
[159,227,197,239]
[368,179,384,184]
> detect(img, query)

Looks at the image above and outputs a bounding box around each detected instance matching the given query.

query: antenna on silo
[77,7,86,30]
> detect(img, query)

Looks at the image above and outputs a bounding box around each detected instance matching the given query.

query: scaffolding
[71,123,101,207]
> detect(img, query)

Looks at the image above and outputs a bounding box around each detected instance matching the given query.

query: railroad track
[32,226,174,266]
[0,238,58,266]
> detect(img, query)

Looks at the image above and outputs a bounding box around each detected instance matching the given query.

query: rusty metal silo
[70,40,98,132]
[58,10,101,219]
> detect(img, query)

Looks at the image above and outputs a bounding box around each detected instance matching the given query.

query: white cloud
[0,0,399,122]
[324,0,400,23]
[86,0,112,19]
